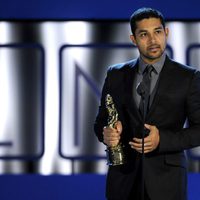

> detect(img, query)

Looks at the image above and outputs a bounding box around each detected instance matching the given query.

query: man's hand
[129,124,160,153]
[103,121,122,147]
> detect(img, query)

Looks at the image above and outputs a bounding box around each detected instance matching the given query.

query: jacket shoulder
[107,59,137,72]
[168,57,198,75]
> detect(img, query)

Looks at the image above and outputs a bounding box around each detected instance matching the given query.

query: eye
[139,32,147,38]
[155,30,162,34]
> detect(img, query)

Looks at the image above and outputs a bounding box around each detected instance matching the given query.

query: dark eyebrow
[137,29,147,34]
[137,26,163,33]
[154,26,164,30]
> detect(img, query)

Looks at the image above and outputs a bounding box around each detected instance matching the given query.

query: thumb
[115,121,123,133]
[144,124,152,130]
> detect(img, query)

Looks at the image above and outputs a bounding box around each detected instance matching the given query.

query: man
[94,7,200,200]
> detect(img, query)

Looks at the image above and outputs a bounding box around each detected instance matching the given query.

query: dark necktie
[138,65,154,119]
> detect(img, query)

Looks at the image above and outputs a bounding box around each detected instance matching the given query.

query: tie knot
[144,65,154,77]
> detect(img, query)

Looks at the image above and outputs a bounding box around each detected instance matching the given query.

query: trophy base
[106,144,125,166]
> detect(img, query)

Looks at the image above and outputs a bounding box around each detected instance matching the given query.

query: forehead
[135,18,163,31]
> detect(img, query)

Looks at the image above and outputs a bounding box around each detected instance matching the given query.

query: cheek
[158,36,167,46]
[138,44,147,53]
[137,41,146,49]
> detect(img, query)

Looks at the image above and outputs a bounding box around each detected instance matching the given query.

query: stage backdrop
[0,21,199,174]
[0,0,200,19]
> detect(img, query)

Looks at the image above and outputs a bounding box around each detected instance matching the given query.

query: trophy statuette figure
[105,94,126,165]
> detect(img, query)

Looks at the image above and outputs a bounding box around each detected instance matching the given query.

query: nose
[149,34,156,43]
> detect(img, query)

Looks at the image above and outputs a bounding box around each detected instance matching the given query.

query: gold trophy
[105,94,125,166]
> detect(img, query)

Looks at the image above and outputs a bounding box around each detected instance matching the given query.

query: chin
[149,53,162,59]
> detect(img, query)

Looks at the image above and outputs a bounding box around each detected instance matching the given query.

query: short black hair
[130,7,165,35]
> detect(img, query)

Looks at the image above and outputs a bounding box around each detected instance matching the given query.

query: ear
[165,27,169,38]
[130,35,137,46]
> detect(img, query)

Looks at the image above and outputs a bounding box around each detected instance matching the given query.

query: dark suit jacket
[94,56,200,200]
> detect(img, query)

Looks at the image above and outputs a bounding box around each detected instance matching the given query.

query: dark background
[0,0,200,20]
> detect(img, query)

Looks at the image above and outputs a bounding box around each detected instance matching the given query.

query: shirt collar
[138,52,166,75]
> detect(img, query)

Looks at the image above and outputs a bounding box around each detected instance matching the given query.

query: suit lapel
[123,59,143,122]
[147,56,173,119]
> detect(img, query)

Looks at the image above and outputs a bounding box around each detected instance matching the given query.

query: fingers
[129,138,153,153]
[103,130,120,147]
[129,124,160,154]
[103,121,122,147]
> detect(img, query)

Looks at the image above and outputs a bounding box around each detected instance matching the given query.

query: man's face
[130,17,169,64]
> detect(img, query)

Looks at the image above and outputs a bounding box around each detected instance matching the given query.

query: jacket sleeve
[94,72,110,143]
[159,70,200,152]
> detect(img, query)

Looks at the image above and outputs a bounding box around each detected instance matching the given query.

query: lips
[148,45,160,51]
